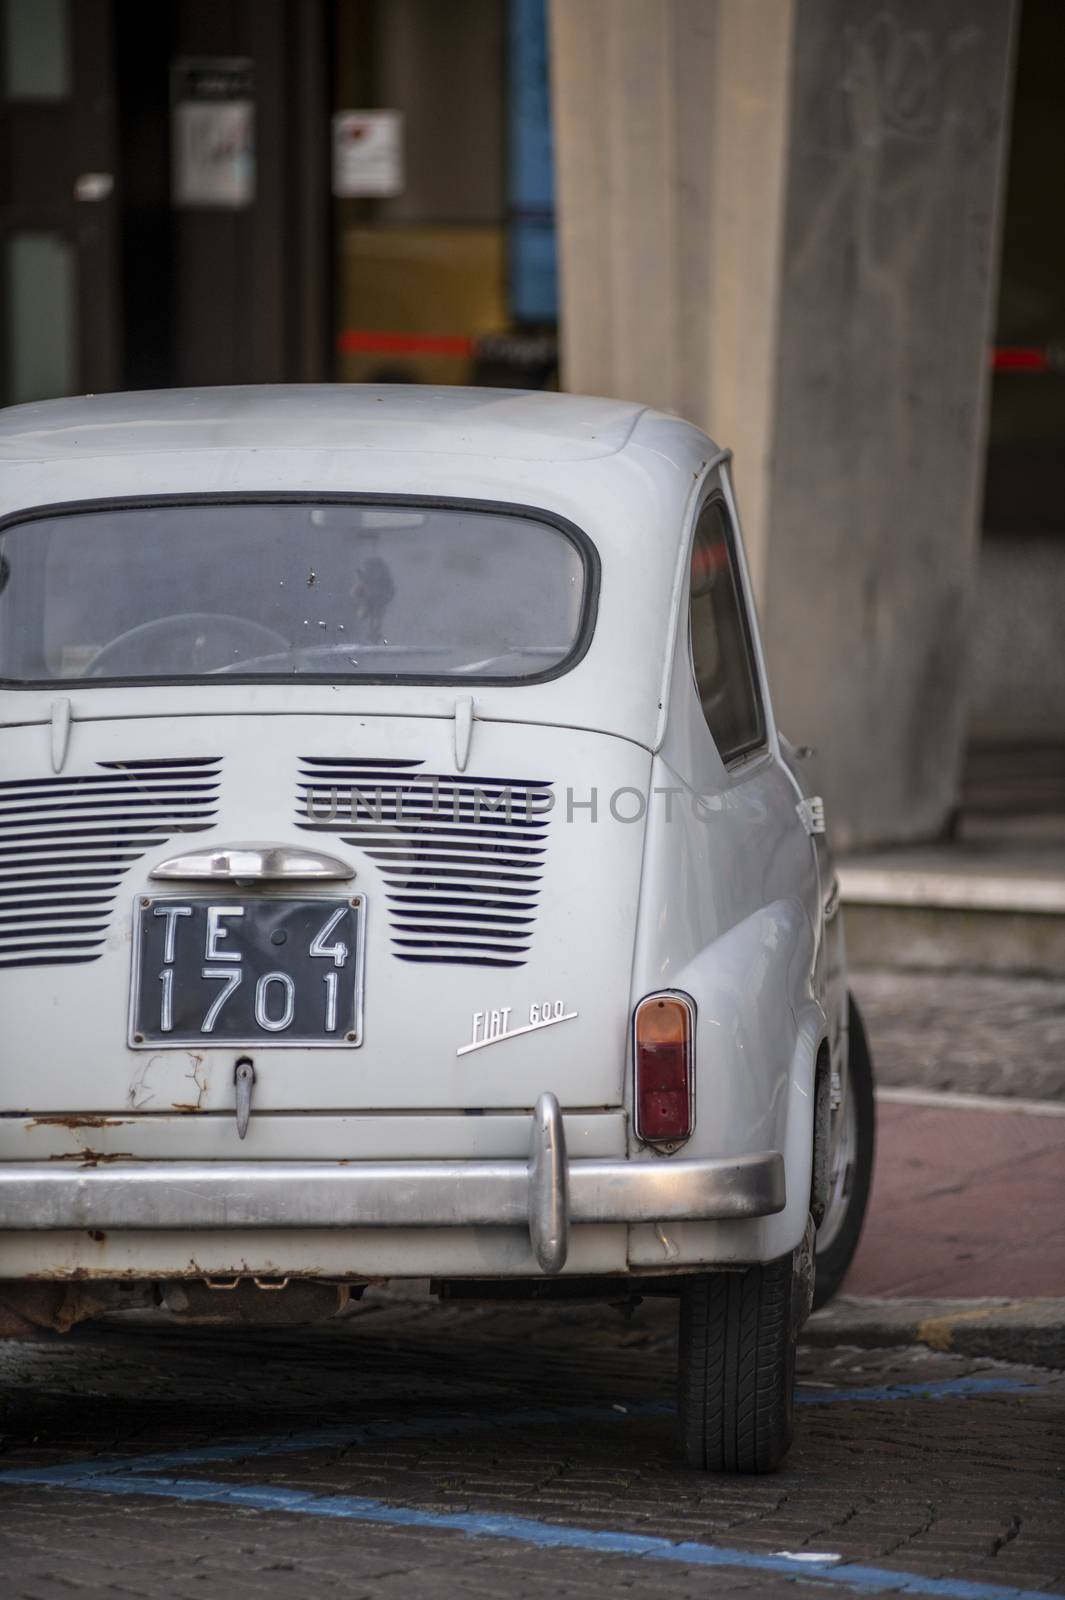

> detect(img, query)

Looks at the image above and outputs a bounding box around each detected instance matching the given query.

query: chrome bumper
[0,1093,785,1274]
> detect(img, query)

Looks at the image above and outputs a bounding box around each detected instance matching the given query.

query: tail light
[633,992,695,1145]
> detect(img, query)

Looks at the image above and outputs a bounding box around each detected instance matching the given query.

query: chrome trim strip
[823,872,841,922]
[151,844,355,883]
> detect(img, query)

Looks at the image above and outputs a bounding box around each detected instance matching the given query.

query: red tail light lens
[634,993,694,1143]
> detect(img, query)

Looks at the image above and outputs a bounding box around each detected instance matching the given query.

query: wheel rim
[817,1064,858,1253]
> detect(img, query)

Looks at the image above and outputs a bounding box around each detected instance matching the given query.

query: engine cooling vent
[0,758,221,970]
[296,757,552,968]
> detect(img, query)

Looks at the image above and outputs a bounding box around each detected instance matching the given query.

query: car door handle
[150,843,355,884]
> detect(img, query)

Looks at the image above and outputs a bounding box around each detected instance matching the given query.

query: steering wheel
[86,613,291,677]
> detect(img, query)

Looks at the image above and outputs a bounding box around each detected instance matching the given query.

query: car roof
[0,385,654,465]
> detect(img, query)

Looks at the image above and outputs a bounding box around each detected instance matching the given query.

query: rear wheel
[813,992,876,1309]
[678,1252,797,1473]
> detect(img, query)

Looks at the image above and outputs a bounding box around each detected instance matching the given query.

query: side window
[688,498,766,763]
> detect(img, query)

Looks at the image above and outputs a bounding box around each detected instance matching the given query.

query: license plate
[129,895,364,1047]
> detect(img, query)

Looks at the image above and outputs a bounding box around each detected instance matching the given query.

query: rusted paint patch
[15,1267,376,1284]
[128,1049,204,1113]
[28,1115,131,1130]
[128,1052,208,1111]
[182,1058,209,1110]
[17,1267,149,1282]
[47,1150,135,1165]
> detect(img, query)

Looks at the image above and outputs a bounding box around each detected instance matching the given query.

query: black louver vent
[0,759,221,970]
[296,757,552,968]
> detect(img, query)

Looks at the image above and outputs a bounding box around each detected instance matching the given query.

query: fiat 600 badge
[0,386,874,1473]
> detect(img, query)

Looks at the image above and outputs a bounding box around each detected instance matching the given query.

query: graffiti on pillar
[837,12,982,144]
[786,5,1003,300]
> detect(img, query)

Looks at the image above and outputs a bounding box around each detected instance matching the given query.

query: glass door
[0,0,119,405]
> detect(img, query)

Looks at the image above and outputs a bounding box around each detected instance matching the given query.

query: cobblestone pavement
[850,967,1065,1102]
[1,1293,1063,1599]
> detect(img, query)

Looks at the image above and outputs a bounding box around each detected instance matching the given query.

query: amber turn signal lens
[633,993,694,1143]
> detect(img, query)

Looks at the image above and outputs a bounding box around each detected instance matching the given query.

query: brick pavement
[1,1296,1063,1599]
[845,1096,1065,1299]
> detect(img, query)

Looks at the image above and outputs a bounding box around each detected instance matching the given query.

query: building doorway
[964,0,1065,831]
[0,0,121,403]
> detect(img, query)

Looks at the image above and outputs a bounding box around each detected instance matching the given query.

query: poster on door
[332,111,404,198]
[172,58,255,209]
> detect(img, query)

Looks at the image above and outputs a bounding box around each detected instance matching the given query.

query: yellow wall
[336,224,507,385]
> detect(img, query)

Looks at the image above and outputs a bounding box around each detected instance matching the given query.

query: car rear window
[0,498,595,685]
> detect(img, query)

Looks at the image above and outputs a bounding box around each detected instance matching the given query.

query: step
[839,840,1065,975]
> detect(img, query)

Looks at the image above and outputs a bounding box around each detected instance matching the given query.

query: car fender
[627,902,826,1268]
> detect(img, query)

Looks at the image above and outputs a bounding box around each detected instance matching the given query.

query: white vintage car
[0,386,873,1473]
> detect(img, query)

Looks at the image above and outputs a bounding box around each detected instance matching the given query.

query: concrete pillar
[549,0,1015,848]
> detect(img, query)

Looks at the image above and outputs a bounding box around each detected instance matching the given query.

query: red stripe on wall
[992,346,1051,373]
[337,329,475,358]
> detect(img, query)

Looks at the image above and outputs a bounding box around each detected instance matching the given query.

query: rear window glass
[0,499,593,684]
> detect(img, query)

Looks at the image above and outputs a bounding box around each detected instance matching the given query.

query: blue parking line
[0,1376,1030,1486]
[795,1376,1030,1405]
[0,1464,1060,1600]
[0,1375,1049,1599]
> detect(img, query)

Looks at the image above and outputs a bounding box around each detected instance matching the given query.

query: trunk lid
[1,712,648,1116]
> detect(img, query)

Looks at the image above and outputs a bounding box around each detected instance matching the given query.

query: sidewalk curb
[804,1296,1065,1369]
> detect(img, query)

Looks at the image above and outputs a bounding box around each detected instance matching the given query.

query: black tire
[813,992,876,1309]
[678,1252,797,1473]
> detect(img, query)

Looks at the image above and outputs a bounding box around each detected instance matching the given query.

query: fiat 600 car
[0,386,874,1473]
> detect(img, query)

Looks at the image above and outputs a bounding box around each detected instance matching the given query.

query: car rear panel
[0,712,650,1121]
